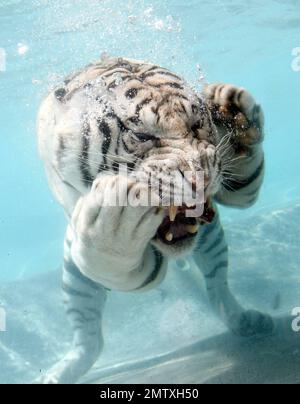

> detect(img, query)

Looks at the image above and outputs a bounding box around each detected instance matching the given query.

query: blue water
[0,0,300,384]
[1,0,300,281]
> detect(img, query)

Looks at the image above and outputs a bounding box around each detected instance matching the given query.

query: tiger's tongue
[169,222,189,238]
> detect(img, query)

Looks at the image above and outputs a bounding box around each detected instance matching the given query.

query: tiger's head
[70,58,226,256]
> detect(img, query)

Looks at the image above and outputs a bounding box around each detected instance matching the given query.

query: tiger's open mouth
[156,200,215,246]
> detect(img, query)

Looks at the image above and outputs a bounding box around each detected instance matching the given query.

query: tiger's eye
[125,88,138,99]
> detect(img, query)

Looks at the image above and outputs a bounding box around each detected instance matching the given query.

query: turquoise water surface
[1,0,300,384]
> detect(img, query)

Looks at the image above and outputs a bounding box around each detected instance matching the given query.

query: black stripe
[106,112,127,132]
[245,195,258,205]
[126,182,135,196]
[205,261,228,279]
[212,246,228,259]
[62,283,93,299]
[180,101,188,114]
[116,60,135,70]
[66,309,95,323]
[64,237,71,248]
[97,63,120,73]
[128,116,142,125]
[191,121,203,137]
[115,131,121,156]
[162,92,189,102]
[99,59,135,74]
[99,112,125,163]
[136,98,152,116]
[244,183,261,197]
[139,65,160,76]
[129,159,138,171]
[112,161,120,172]
[98,163,110,173]
[64,259,101,291]
[236,89,244,105]
[141,70,182,81]
[227,88,236,104]
[203,228,225,254]
[98,119,112,171]
[102,68,129,79]
[107,81,118,90]
[106,75,133,90]
[223,159,264,192]
[199,217,219,245]
[56,136,66,169]
[149,82,184,90]
[252,104,262,124]
[121,136,133,154]
[158,178,163,200]
[71,317,85,325]
[137,247,163,290]
[216,84,225,101]
[80,120,94,187]
[84,83,93,90]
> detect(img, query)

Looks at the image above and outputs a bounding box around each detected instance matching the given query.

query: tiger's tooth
[169,205,178,222]
[186,224,199,234]
[166,232,174,242]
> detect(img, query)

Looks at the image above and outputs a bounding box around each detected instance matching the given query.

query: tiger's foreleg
[193,209,274,337]
[36,174,166,384]
[37,235,107,384]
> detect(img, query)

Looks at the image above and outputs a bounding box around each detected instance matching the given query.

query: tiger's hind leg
[36,230,107,384]
[193,209,274,337]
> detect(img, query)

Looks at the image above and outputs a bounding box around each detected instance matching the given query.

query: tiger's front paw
[203,83,265,151]
[71,175,164,282]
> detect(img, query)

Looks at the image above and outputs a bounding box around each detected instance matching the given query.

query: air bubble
[17,43,29,56]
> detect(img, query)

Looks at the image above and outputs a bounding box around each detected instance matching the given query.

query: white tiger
[37,56,273,384]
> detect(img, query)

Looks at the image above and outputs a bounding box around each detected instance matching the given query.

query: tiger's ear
[54,87,67,103]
